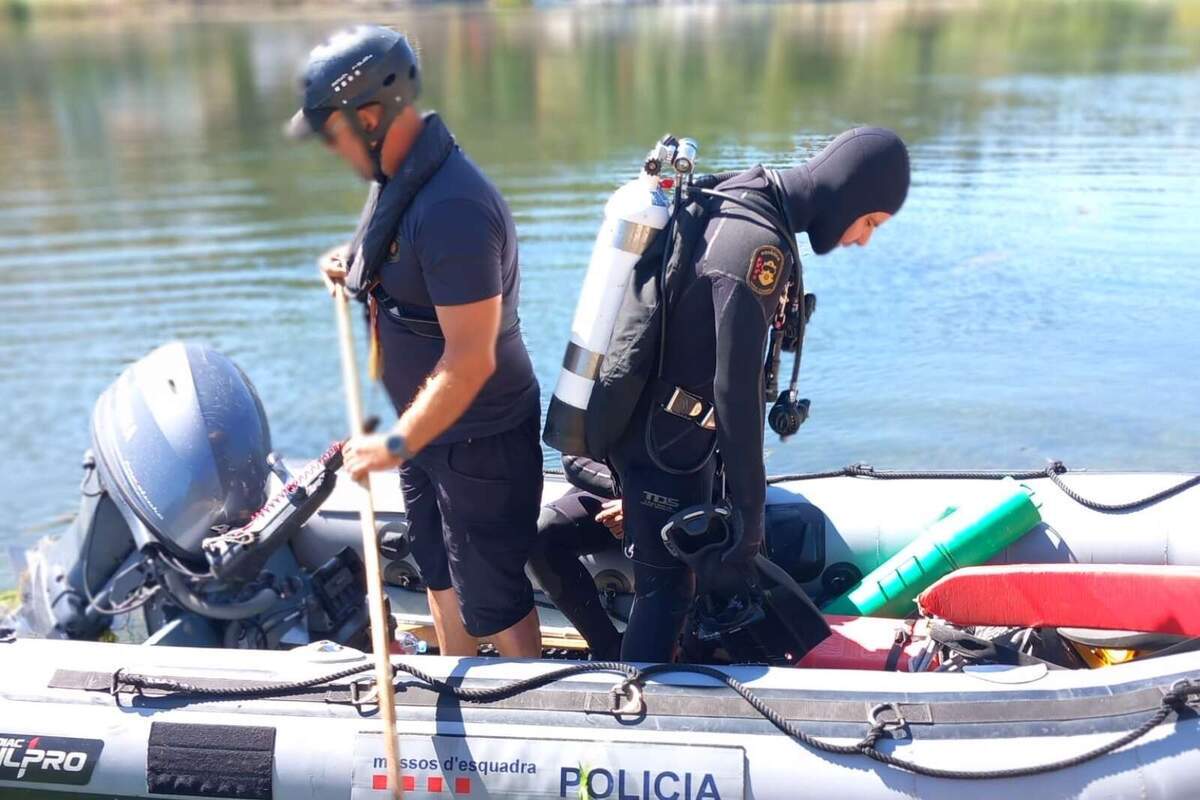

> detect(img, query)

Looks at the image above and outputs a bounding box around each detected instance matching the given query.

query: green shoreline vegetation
[5,0,534,24]
[0,588,18,616]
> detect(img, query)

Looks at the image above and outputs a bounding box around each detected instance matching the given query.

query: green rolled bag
[822,479,1043,618]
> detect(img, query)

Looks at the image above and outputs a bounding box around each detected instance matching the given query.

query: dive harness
[646,161,816,475]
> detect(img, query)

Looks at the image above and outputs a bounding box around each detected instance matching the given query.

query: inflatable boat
[4,341,1200,799]
[1,635,1199,800]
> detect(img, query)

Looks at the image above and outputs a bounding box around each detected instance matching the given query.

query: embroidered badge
[747,245,783,295]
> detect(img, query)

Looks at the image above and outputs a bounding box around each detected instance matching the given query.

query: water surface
[1,1,1198,585]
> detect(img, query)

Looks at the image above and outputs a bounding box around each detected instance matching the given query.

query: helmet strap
[343,101,405,183]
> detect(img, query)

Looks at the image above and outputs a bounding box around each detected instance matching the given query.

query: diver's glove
[721,506,764,573]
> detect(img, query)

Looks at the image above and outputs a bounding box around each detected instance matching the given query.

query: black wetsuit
[612,128,911,662]
[527,457,624,660]
[613,166,796,662]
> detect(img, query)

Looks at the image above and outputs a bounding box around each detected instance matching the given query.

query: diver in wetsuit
[527,457,625,660]
[614,127,911,663]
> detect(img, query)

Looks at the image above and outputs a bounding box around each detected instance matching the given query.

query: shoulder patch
[747,245,784,295]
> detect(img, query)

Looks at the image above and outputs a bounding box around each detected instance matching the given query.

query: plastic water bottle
[393,631,428,655]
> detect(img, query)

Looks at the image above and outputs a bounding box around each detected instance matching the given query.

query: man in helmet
[289,25,543,658]
[613,128,911,662]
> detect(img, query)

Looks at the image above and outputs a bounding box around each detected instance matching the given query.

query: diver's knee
[536,506,570,536]
[529,510,567,591]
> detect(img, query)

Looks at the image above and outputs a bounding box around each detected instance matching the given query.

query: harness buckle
[664,387,705,420]
[663,386,719,432]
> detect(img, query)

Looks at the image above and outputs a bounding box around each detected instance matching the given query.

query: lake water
[1,1,1198,586]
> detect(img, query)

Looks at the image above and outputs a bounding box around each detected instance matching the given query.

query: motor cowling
[543,170,672,454]
[90,342,273,561]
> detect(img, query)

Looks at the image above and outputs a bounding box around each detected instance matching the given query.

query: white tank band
[612,219,659,255]
[562,342,604,379]
[552,369,593,408]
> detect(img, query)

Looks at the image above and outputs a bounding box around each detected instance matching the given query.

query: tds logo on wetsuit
[747,245,783,296]
[0,733,103,785]
[640,492,680,513]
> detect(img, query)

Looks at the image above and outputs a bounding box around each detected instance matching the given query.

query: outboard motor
[21,342,368,650]
[18,457,140,640]
[90,341,273,561]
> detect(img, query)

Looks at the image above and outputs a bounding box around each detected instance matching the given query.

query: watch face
[386,434,404,456]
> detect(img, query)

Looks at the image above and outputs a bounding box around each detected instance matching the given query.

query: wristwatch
[385,431,416,461]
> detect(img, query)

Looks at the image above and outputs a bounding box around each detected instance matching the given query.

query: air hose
[159,570,279,622]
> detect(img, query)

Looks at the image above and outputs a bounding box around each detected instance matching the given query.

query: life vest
[342,113,457,378]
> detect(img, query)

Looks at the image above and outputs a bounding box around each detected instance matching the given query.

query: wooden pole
[332,285,403,799]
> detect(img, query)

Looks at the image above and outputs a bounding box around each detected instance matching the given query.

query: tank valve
[672,138,698,175]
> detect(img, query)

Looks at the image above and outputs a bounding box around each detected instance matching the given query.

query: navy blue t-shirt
[373,145,539,445]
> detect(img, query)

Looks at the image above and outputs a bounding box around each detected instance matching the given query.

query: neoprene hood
[779,127,910,255]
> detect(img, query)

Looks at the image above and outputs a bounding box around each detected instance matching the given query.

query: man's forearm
[393,356,494,453]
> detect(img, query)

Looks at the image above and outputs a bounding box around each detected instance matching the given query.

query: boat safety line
[86,659,1200,781]
[51,667,1181,727]
[766,461,1200,514]
[633,664,1200,780]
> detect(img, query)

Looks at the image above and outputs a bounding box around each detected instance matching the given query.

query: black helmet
[287,24,421,150]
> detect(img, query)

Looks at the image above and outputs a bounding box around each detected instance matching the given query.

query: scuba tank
[544,135,814,461]
[542,139,681,455]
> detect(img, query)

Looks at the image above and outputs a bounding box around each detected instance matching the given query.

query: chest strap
[370,283,445,340]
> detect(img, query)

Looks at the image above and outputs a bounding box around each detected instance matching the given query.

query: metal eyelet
[348,676,380,707]
[609,681,645,717]
[870,702,909,740]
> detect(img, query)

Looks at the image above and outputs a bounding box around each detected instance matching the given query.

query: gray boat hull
[0,637,1198,799]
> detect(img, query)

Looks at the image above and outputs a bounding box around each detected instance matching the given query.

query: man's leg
[488,607,542,658]
[426,586,478,656]
[622,562,695,663]
[528,492,623,659]
[615,472,707,662]
[613,409,716,663]
[434,416,544,658]
[400,459,476,655]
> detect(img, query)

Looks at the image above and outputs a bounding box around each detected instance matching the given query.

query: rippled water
[1,2,1198,585]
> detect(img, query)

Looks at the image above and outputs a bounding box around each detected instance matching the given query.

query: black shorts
[399,415,543,637]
